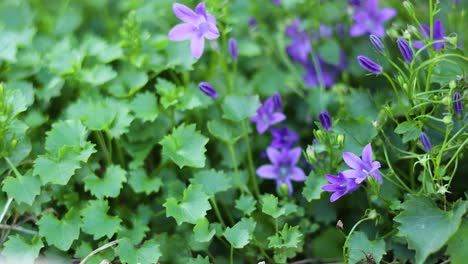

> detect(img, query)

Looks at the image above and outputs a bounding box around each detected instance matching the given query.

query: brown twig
[0,224,37,235]
[79,239,123,264]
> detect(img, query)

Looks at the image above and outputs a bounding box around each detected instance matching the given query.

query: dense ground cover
[0,0,467,263]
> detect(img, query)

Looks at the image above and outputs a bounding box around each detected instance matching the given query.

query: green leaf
[394,121,421,143]
[34,147,82,185]
[190,169,232,196]
[160,123,209,168]
[83,165,127,199]
[166,41,197,71]
[130,91,159,122]
[128,168,162,195]
[432,56,466,86]
[107,101,133,138]
[447,219,468,264]
[116,239,161,264]
[267,224,303,263]
[207,119,242,143]
[235,195,257,216]
[394,196,467,264]
[1,235,44,264]
[164,184,211,225]
[193,218,216,243]
[318,39,341,65]
[2,171,41,205]
[302,171,327,202]
[224,218,256,248]
[188,255,211,264]
[347,231,386,264]
[44,120,89,154]
[261,194,285,218]
[222,95,260,122]
[81,200,121,240]
[38,209,81,251]
[80,65,117,86]
[334,117,378,153]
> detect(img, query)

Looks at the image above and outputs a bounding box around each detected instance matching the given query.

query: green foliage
[83,165,127,199]
[38,209,81,251]
[80,200,121,240]
[164,184,212,225]
[128,168,162,195]
[222,95,260,122]
[261,194,285,218]
[115,239,162,264]
[347,231,386,264]
[224,218,256,248]
[190,169,232,197]
[302,171,327,202]
[235,195,257,216]
[160,123,209,168]
[394,196,467,264]
[2,171,41,205]
[193,218,216,243]
[394,121,421,143]
[268,225,303,263]
[447,220,468,264]
[1,235,43,264]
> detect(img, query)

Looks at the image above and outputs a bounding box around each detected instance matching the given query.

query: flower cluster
[285,18,347,88]
[349,0,396,37]
[253,94,306,196]
[322,143,382,202]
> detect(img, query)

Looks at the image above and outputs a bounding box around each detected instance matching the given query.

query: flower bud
[337,134,345,147]
[357,55,382,74]
[446,35,458,47]
[369,34,385,54]
[198,82,218,98]
[278,182,290,197]
[397,37,414,64]
[318,111,332,131]
[306,145,317,163]
[228,38,238,61]
[453,92,463,115]
[420,132,432,152]
[403,1,415,16]
[442,115,452,125]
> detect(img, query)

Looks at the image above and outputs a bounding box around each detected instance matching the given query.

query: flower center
[198,22,209,34]
[278,166,290,179]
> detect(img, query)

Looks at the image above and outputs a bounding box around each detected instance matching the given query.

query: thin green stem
[342,216,373,262]
[230,245,234,264]
[94,131,112,166]
[242,120,260,197]
[227,143,246,194]
[114,138,125,169]
[210,198,226,228]
[4,157,21,178]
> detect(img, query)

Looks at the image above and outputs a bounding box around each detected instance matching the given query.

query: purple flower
[228,38,238,61]
[257,147,306,196]
[272,0,281,4]
[413,19,446,50]
[349,0,362,7]
[271,92,282,111]
[168,2,220,59]
[342,143,382,184]
[248,17,258,30]
[198,82,218,98]
[369,34,385,53]
[453,92,463,115]
[249,96,286,134]
[357,55,382,74]
[397,37,414,64]
[350,0,396,37]
[286,18,311,65]
[270,126,299,149]
[420,132,432,152]
[322,173,360,202]
[303,52,347,88]
[318,111,332,131]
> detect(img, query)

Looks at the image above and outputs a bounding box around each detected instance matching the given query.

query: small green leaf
[164,184,211,225]
[38,209,81,251]
[1,235,44,264]
[2,171,41,205]
[394,121,421,143]
[224,218,256,248]
[235,195,257,216]
[207,119,242,143]
[115,239,161,264]
[80,65,117,86]
[394,196,467,264]
[188,255,211,264]
[44,120,89,154]
[267,224,303,263]
[118,218,149,245]
[34,147,82,185]
[83,165,127,199]
[160,123,209,168]
[81,200,121,240]
[347,231,386,264]
[447,219,468,264]
[334,117,377,153]
[302,171,327,202]
[193,218,216,243]
[222,95,260,122]
[130,91,159,122]
[128,168,162,195]
[190,169,232,196]
[262,194,285,218]
[318,39,341,65]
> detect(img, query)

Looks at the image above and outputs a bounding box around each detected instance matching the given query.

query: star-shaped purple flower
[257,147,306,196]
[341,143,382,184]
[249,95,286,134]
[350,0,396,37]
[168,2,220,59]
[322,172,360,202]
[286,18,311,65]
[413,19,446,50]
[270,126,299,149]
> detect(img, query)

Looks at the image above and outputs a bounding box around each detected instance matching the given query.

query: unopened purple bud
[420,132,432,152]
[318,111,332,131]
[271,92,282,111]
[397,38,414,64]
[453,92,463,115]
[248,17,257,30]
[198,82,218,98]
[370,34,385,54]
[349,0,361,6]
[357,55,382,74]
[228,38,238,61]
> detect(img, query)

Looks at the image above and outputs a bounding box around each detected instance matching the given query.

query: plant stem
[4,157,21,178]
[242,120,260,197]
[79,239,122,264]
[210,198,226,228]
[0,224,37,235]
[227,143,246,194]
[342,216,372,262]
[230,245,234,264]
[94,131,112,166]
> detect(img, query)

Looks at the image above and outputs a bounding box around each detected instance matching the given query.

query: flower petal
[270,112,286,125]
[322,184,340,192]
[330,190,346,202]
[350,23,367,37]
[378,8,396,22]
[195,2,207,17]
[361,143,373,165]
[173,3,198,23]
[190,34,205,59]
[168,23,195,41]
[266,147,281,165]
[342,169,366,184]
[256,165,277,179]
[204,23,220,40]
[325,174,342,184]
[342,152,365,170]
[289,167,306,182]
